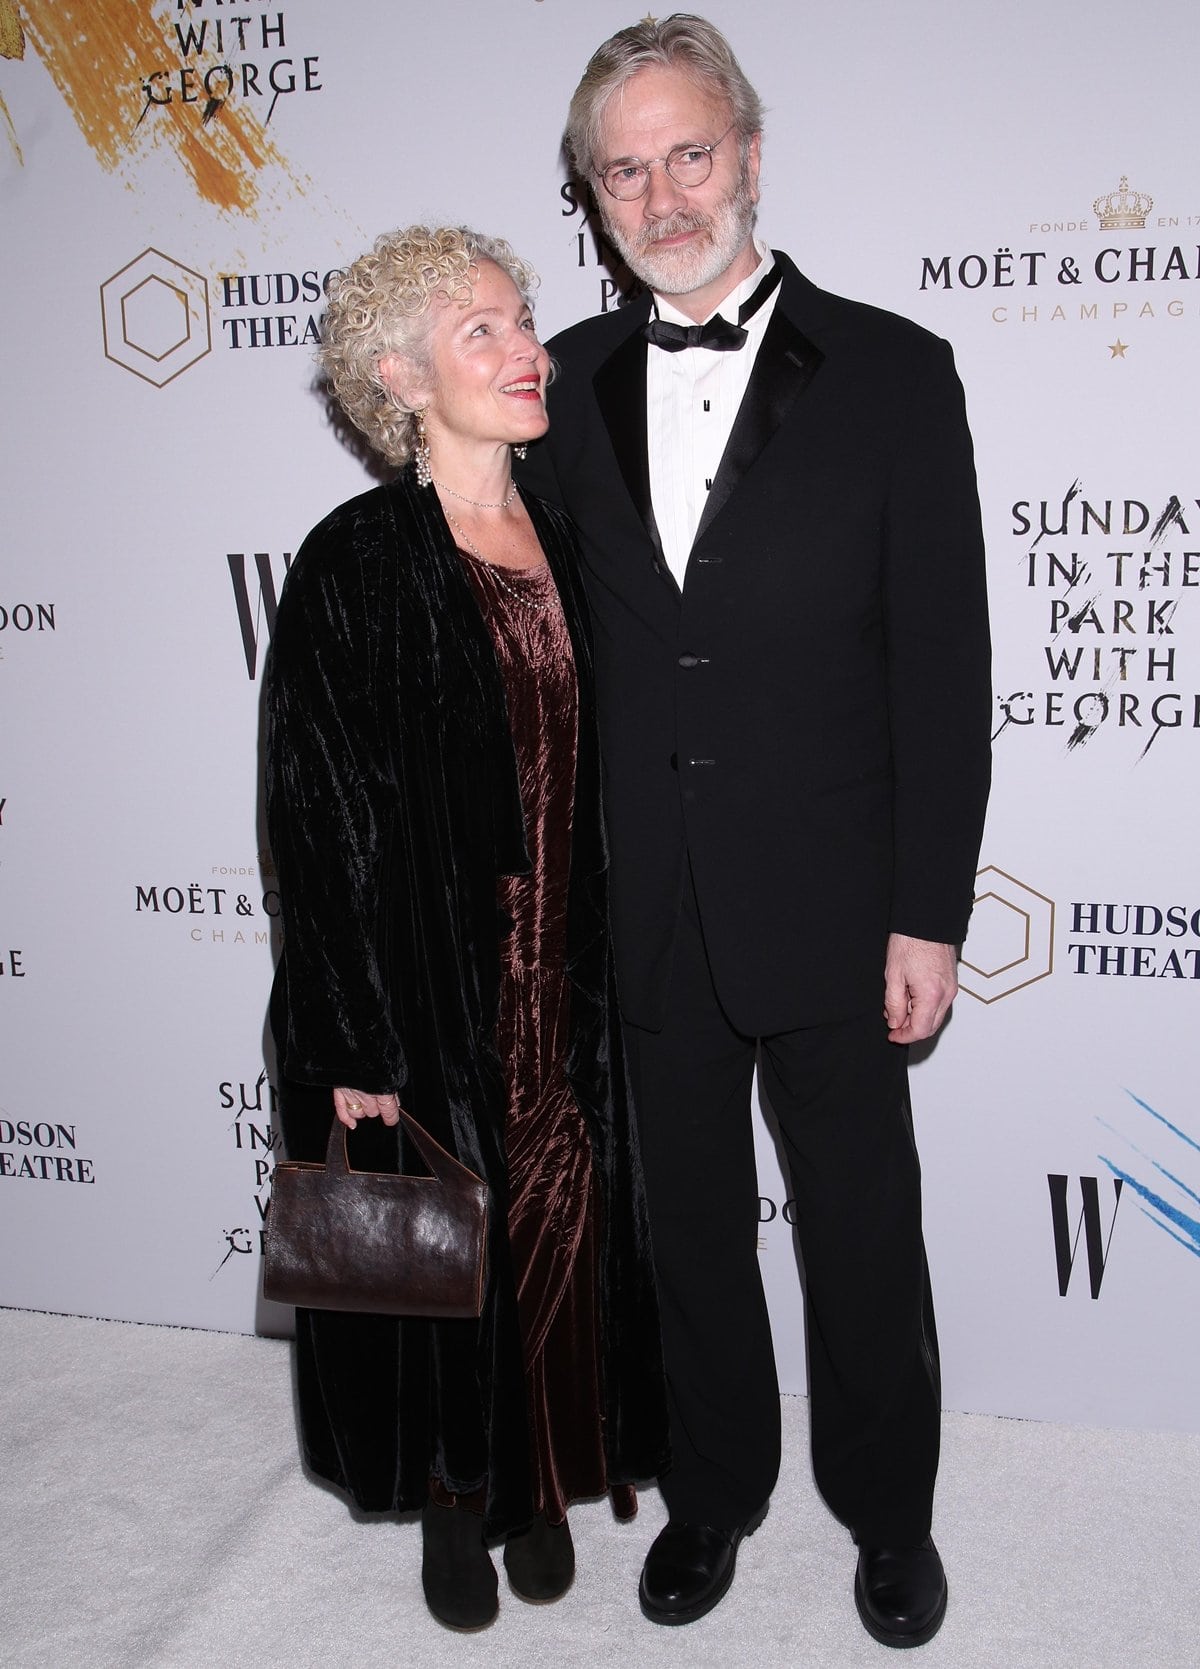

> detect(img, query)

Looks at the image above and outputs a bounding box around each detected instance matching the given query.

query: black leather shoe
[420,1500,499,1630]
[854,1537,947,1648]
[639,1503,768,1625]
[503,1512,575,1602]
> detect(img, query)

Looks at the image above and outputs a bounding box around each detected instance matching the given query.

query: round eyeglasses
[598,124,736,201]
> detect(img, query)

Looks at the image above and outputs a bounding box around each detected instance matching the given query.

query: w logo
[227,552,293,679]
[1047,1174,1123,1298]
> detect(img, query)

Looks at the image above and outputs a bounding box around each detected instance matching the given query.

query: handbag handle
[324,1107,483,1191]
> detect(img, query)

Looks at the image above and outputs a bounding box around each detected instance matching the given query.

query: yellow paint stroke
[0,94,19,162]
[0,2,25,60]
[0,0,23,158]
[18,0,306,213]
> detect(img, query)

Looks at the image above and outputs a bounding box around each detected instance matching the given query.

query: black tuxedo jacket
[521,253,991,1035]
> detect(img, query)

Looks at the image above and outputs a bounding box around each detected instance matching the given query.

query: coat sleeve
[265,518,407,1091]
[882,337,992,945]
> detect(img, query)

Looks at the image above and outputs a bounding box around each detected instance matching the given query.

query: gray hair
[319,225,538,468]
[564,13,765,180]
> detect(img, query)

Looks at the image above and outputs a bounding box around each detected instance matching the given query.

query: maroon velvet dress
[457,547,636,1527]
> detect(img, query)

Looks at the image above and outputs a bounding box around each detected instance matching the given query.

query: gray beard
[602,185,757,299]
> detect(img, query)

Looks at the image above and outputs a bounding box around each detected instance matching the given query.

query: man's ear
[746,131,762,206]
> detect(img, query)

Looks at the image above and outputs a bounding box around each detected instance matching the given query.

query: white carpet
[2,1308,1196,1668]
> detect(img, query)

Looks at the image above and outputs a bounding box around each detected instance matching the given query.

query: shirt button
[678,652,700,669]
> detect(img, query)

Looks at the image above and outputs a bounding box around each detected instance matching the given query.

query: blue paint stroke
[1096,1092,1200,1264]
[1147,1219,1200,1257]
[1095,1118,1200,1209]
[1148,1161,1200,1211]
[1097,1157,1200,1259]
[1124,1091,1200,1156]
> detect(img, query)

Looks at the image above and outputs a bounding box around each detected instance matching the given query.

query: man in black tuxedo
[520,14,990,1646]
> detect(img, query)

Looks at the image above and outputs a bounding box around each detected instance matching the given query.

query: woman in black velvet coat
[265,227,667,1629]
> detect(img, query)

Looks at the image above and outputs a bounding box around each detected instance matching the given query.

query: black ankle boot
[421,1500,498,1630]
[503,1513,575,1602]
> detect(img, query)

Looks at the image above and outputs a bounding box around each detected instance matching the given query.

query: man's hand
[883,934,959,1044]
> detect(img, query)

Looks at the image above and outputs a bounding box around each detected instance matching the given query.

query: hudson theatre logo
[217,268,338,350]
[99,251,339,384]
[959,866,1054,1005]
[100,249,212,388]
[0,1115,96,1185]
[0,603,55,634]
[1067,900,1200,980]
[960,870,1200,996]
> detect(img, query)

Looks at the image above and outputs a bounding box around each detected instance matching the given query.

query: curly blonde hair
[319,226,539,467]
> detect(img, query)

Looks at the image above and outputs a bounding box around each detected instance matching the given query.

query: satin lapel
[693,307,825,546]
[593,321,664,559]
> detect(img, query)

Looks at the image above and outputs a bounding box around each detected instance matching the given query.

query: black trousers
[622,875,940,1545]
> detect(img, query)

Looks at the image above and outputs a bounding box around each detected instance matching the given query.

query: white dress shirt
[647,240,780,589]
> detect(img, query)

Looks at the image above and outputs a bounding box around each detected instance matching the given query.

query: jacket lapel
[693,296,825,546]
[588,260,827,557]
[592,307,664,559]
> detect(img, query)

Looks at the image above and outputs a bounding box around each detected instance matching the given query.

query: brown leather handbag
[262,1108,487,1317]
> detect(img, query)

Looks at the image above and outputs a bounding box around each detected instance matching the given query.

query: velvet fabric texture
[461,551,625,1524]
[265,469,668,1538]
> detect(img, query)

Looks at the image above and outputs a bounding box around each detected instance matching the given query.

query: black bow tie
[645,314,746,352]
[643,260,782,353]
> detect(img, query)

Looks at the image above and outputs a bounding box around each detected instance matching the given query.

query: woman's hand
[333,1087,401,1130]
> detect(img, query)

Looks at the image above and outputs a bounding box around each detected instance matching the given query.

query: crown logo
[1092,175,1153,230]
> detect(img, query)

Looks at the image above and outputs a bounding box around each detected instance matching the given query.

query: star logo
[1108,340,1128,358]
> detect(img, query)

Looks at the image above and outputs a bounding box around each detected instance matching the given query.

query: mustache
[636,209,714,251]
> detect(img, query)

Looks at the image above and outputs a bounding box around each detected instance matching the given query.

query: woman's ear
[379,352,425,410]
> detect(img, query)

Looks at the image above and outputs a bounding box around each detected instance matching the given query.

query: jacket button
[678,652,700,669]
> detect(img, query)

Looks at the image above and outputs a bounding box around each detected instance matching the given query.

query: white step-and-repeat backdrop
[2,0,1196,1432]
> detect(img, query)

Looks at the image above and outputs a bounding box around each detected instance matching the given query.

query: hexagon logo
[959,865,1055,1004]
[100,249,211,388]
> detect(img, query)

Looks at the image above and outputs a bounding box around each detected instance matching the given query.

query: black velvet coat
[264,468,668,1536]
